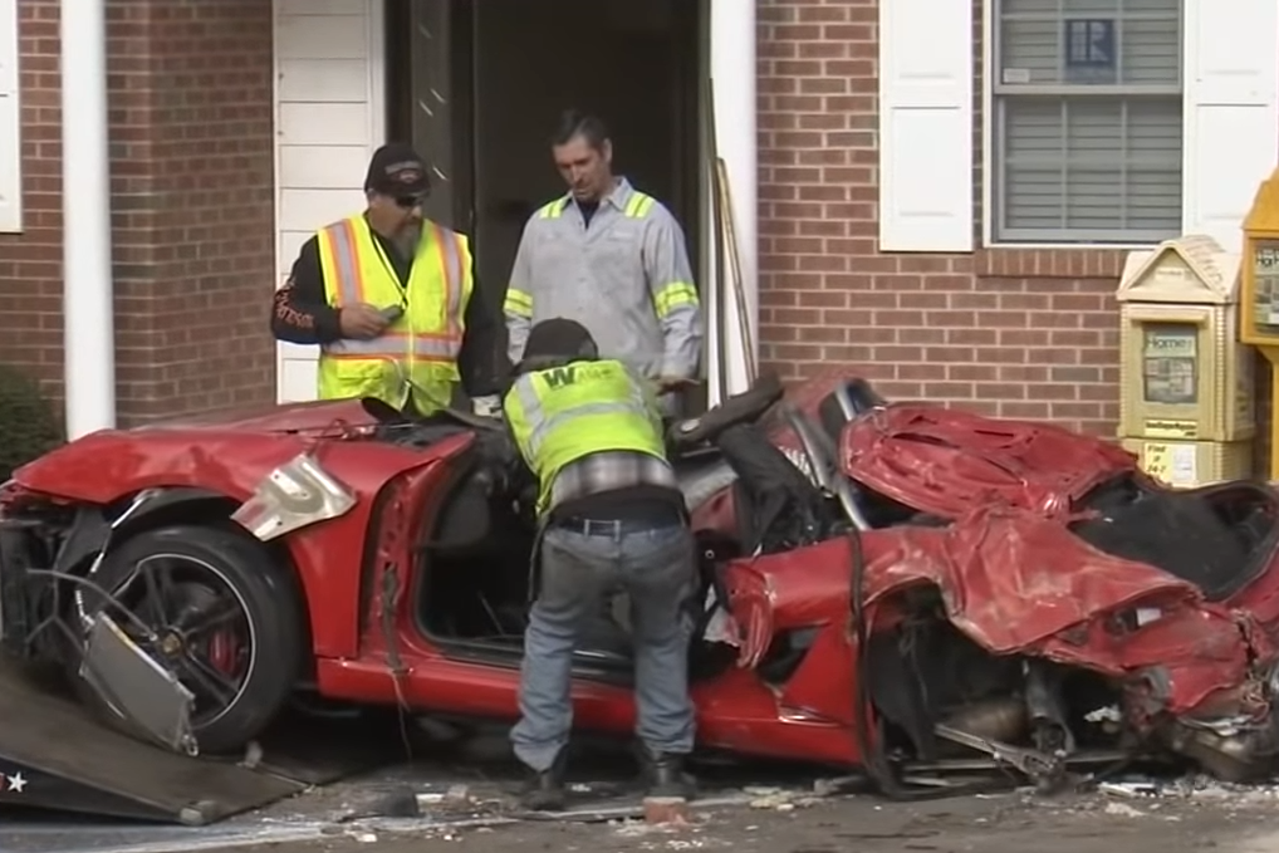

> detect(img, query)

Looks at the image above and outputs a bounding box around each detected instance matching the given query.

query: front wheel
[73,523,305,755]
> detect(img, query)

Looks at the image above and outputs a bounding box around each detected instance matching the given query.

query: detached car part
[79,612,198,756]
[231,452,356,542]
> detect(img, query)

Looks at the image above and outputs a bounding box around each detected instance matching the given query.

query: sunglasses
[394,194,427,209]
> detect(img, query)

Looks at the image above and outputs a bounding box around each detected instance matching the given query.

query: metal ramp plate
[0,659,402,825]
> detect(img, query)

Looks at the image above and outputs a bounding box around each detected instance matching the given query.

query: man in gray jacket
[503,111,703,408]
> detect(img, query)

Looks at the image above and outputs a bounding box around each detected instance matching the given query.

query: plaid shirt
[547,450,679,512]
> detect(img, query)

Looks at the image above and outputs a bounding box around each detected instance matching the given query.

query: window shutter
[0,0,21,234]
[877,0,973,252]
[1182,0,1279,250]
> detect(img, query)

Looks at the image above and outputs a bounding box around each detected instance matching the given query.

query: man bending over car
[502,317,698,811]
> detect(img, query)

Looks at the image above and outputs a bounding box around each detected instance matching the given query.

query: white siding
[1181,0,1279,252]
[272,0,384,402]
[0,0,21,234]
[877,0,974,252]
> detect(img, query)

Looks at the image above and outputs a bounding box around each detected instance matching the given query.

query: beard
[393,222,422,257]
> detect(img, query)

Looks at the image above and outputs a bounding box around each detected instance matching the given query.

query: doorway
[385,0,705,379]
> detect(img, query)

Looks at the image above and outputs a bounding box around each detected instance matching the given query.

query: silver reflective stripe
[432,222,464,329]
[326,335,456,358]
[323,220,362,305]
[513,374,649,458]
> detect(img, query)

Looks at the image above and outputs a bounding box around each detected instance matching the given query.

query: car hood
[840,404,1140,520]
[6,396,464,507]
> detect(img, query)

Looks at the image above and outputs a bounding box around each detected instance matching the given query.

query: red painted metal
[9,377,1279,771]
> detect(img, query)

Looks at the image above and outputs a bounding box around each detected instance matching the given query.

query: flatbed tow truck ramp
[0,659,397,825]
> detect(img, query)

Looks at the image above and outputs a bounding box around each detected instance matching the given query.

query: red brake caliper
[207,630,239,675]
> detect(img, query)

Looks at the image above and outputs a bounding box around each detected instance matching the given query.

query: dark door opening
[386,0,704,398]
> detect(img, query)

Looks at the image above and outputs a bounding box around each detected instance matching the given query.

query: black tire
[72,523,305,755]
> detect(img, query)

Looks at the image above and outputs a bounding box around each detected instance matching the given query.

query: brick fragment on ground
[642,795,690,826]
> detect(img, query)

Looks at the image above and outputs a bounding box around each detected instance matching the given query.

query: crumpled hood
[840,404,1141,520]
[7,398,396,505]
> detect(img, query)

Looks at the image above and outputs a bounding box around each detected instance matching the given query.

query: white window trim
[980,0,1279,252]
[0,0,22,234]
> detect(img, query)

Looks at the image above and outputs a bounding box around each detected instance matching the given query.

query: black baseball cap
[364,143,432,198]
[523,318,599,361]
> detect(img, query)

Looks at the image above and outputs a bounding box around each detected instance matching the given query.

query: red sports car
[1,373,1277,798]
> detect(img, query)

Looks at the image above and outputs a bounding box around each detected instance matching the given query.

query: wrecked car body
[2,372,1279,821]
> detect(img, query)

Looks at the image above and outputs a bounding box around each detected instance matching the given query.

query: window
[991,0,1183,244]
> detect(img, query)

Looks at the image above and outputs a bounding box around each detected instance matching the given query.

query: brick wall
[0,0,276,428]
[0,0,61,398]
[755,0,1135,438]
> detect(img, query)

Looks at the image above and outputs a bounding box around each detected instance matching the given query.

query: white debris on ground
[1078,774,1279,824]
[741,785,823,811]
[1098,775,1279,806]
[609,813,738,850]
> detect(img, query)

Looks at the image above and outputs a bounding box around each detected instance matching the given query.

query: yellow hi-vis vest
[315,214,474,414]
[504,359,669,517]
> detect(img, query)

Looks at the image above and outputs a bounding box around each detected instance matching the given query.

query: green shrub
[0,364,64,481]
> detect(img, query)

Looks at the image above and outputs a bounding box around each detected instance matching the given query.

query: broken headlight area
[0,506,76,661]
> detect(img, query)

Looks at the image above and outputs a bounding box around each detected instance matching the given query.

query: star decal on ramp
[1,771,27,793]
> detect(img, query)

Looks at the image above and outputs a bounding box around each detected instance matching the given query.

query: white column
[707,0,758,403]
[61,0,117,437]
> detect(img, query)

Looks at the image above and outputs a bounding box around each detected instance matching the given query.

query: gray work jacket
[503,177,703,382]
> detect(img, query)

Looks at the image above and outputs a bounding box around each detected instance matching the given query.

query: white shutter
[1182,0,1279,251]
[877,0,973,252]
[0,0,21,234]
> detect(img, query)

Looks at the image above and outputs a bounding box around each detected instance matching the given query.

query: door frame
[379,0,759,401]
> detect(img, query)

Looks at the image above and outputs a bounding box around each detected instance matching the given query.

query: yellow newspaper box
[1116,235,1254,488]
[1241,166,1279,479]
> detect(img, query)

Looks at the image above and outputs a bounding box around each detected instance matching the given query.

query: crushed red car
[1,371,1278,807]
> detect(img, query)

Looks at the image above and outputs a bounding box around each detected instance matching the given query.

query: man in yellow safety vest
[272,143,502,415]
[503,317,698,811]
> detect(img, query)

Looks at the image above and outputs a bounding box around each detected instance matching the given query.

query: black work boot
[636,743,697,800]
[518,748,568,811]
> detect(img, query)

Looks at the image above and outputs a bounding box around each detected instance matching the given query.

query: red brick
[0,0,275,427]
[758,0,1137,436]
[0,0,1260,448]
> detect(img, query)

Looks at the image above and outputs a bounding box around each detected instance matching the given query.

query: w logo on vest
[543,366,578,389]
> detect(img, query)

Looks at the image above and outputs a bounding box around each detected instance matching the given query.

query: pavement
[7,735,1279,853]
[193,781,1279,853]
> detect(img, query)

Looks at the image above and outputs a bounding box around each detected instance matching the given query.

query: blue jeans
[510,521,698,772]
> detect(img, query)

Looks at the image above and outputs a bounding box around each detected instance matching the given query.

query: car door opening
[411,448,738,680]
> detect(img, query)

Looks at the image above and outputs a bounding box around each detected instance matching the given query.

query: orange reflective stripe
[321,218,368,306]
